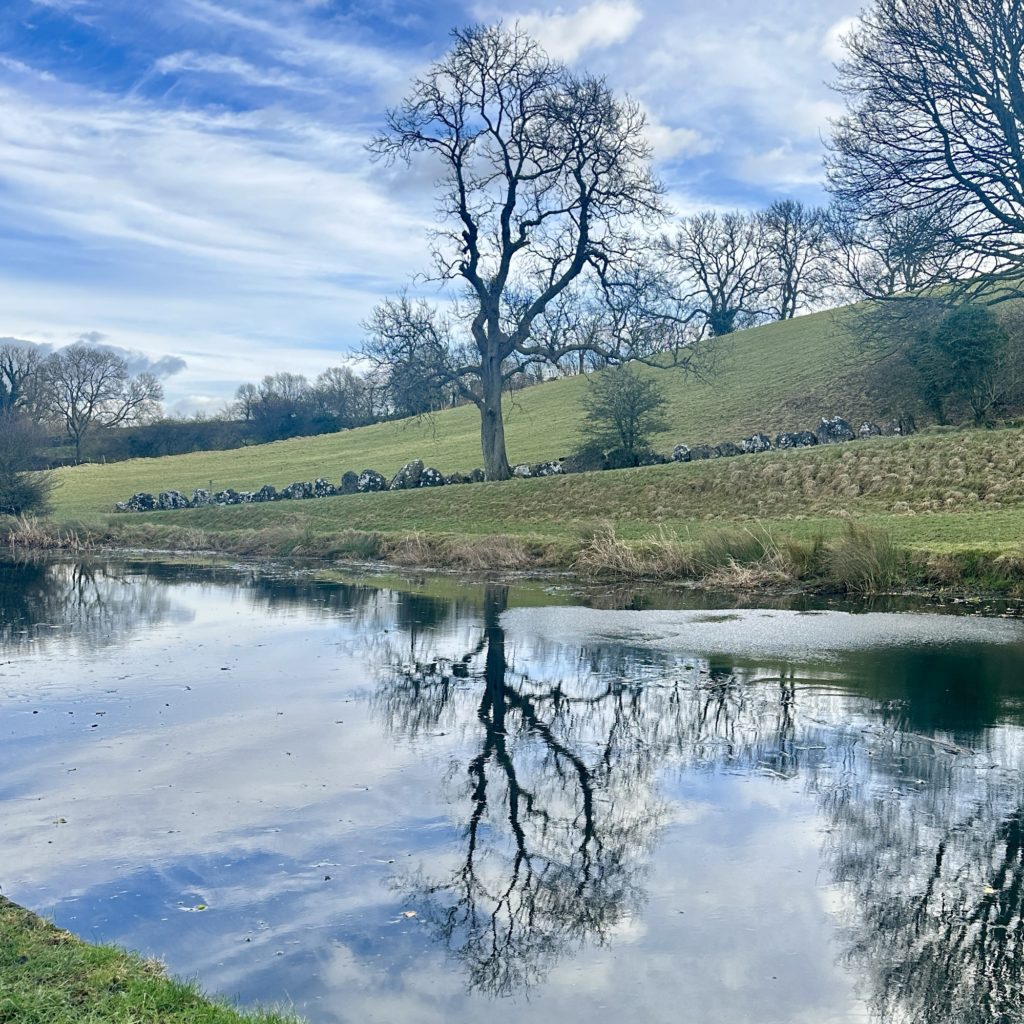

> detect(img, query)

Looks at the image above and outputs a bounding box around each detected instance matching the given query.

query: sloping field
[78,427,1024,556]
[50,307,880,519]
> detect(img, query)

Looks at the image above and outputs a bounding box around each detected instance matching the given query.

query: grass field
[21,301,1024,593]
[0,897,300,1024]
[52,425,1024,546]
[18,425,1022,595]
[49,306,879,520]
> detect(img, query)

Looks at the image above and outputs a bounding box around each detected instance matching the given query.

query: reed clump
[824,523,918,595]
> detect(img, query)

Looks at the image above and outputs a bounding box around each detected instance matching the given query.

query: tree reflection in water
[7,558,1024,1019]
[371,586,814,997]
[373,586,671,995]
[372,588,1024,1019]
[0,557,179,650]
[811,724,1024,1022]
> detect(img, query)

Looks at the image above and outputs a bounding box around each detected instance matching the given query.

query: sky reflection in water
[3,558,1024,1024]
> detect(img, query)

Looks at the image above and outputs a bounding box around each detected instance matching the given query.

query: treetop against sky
[0,0,858,412]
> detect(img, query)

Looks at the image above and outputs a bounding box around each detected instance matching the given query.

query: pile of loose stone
[670,415,908,463]
[113,415,910,513]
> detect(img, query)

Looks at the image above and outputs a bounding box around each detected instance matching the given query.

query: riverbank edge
[0,896,302,1024]
[6,513,1024,601]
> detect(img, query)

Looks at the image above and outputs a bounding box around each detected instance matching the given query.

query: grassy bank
[0,897,300,1024]
[49,307,882,520]
[13,425,1024,596]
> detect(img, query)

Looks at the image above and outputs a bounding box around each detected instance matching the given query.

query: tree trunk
[480,355,511,481]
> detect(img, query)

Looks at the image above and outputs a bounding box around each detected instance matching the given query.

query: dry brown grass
[825,523,918,594]
[384,532,544,571]
[572,524,694,580]
[3,515,94,552]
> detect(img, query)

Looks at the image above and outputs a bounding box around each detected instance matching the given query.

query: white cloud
[737,143,827,190]
[501,1,644,62]
[152,51,325,93]
[821,16,859,62]
[0,72,436,406]
[641,106,716,161]
[183,0,408,87]
[0,56,58,82]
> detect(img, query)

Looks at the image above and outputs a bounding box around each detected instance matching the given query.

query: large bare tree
[367,24,668,480]
[43,344,163,462]
[827,0,1024,301]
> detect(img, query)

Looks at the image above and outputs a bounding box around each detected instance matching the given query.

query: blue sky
[0,0,860,413]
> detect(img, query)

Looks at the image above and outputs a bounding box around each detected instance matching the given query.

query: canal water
[3,556,1024,1024]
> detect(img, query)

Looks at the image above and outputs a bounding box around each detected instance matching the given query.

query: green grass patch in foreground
[0,897,301,1024]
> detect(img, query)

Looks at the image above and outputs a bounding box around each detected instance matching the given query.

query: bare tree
[313,365,375,427]
[233,382,259,421]
[827,0,1024,302]
[662,211,771,336]
[0,341,43,415]
[367,24,667,480]
[42,344,163,462]
[760,200,832,319]
[826,204,967,301]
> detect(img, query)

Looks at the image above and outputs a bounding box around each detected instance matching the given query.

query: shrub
[578,366,668,462]
[0,413,53,516]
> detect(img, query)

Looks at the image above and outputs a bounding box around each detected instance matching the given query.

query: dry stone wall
[113,414,913,512]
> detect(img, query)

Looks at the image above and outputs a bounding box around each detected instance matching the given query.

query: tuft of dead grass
[4,515,94,552]
[572,524,693,580]
[384,532,541,571]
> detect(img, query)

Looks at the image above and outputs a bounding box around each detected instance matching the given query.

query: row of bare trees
[659,200,955,339]
[230,356,466,445]
[1,341,164,464]
[2,341,166,513]
[362,0,1024,480]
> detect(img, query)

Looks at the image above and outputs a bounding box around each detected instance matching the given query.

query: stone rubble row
[113,415,911,513]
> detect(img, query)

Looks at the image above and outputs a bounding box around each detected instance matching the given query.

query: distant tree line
[1,341,164,514]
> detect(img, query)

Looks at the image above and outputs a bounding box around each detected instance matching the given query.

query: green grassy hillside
[51,307,875,519]
[81,427,1024,553]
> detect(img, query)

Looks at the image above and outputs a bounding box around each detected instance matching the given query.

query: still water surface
[3,558,1024,1023]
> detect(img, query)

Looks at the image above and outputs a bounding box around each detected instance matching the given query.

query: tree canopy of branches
[579,364,668,461]
[366,24,673,480]
[760,200,832,318]
[232,366,387,443]
[661,211,771,336]
[826,205,966,300]
[827,0,1024,302]
[42,344,163,462]
[0,342,43,415]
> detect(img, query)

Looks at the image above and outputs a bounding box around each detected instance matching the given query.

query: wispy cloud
[821,15,859,62]
[496,1,644,61]
[152,51,327,94]
[182,0,409,87]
